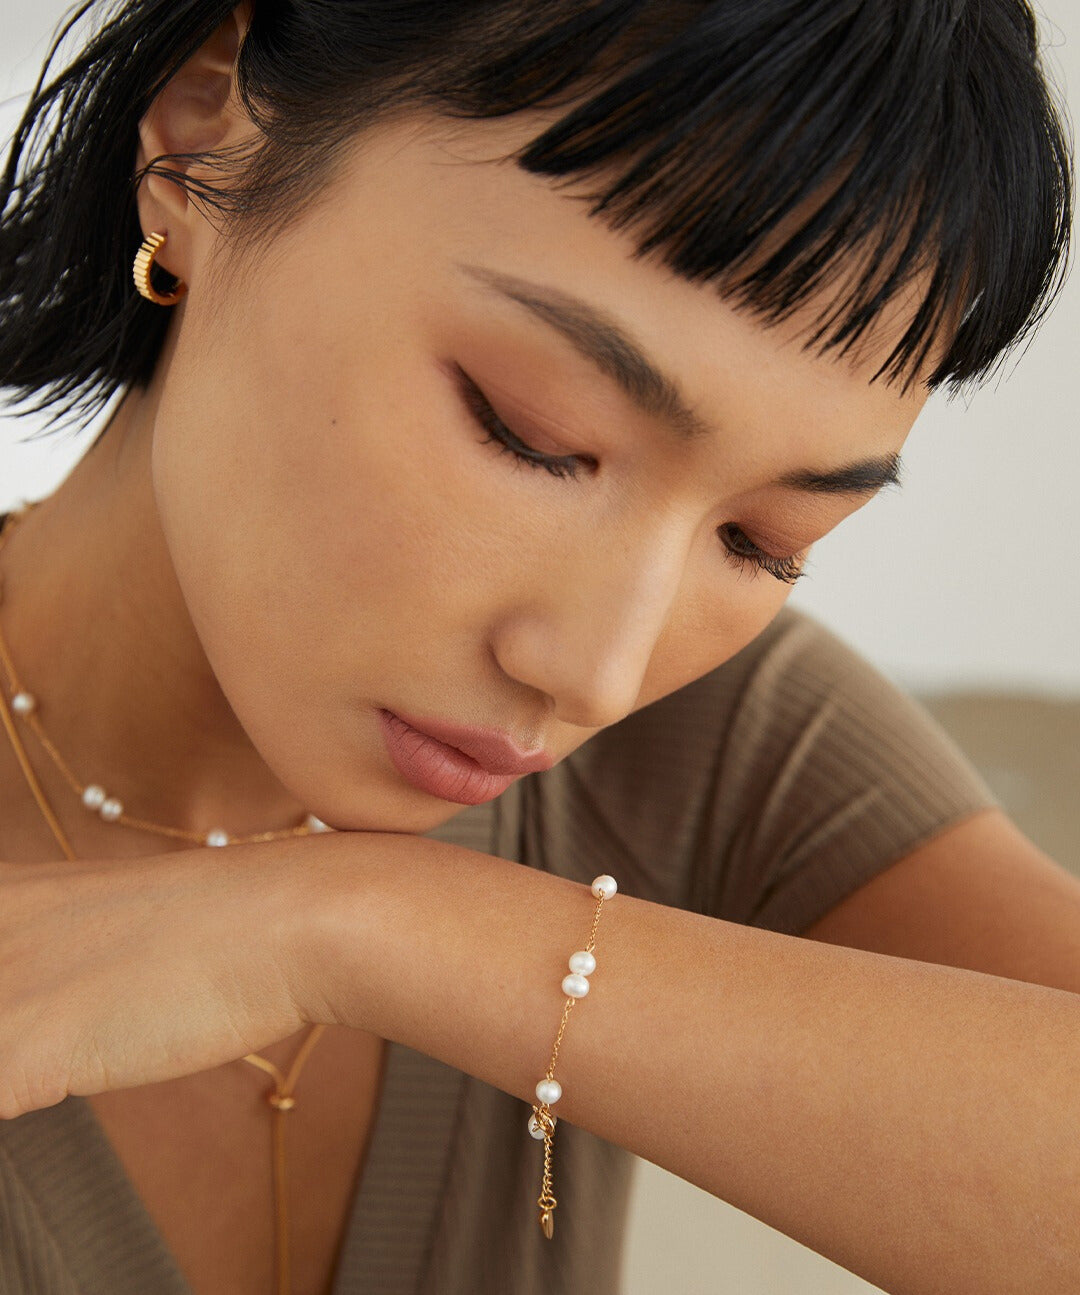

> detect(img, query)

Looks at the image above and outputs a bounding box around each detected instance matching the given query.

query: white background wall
[3,0,1079,698]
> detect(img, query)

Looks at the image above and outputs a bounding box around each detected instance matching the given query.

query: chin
[302,786,477,838]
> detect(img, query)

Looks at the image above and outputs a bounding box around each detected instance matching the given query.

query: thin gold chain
[534,887,608,1233]
[241,1021,328,1295]
[543,895,604,1078]
[0,505,316,846]
[0,501,325,1295]
[0,638,77,856]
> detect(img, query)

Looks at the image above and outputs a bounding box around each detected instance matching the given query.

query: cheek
[151,303,524,713]
[635,569,796,713]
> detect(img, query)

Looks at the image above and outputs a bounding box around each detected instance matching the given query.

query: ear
[133,1,256,284]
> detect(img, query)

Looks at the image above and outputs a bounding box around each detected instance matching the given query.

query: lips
[388,707,553,775]
[377,708,552,805]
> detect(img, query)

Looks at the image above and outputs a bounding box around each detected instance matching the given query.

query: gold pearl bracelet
[528,873,618,1239]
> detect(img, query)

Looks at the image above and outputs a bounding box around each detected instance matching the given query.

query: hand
[0,845,313,1119]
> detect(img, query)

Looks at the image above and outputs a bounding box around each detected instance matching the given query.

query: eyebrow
[456,261,903,497]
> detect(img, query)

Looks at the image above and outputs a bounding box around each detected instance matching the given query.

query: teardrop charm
[539,1208,554,1240]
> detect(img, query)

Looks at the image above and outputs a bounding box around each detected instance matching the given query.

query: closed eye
[453,363,808,584]
[454,364,591,480]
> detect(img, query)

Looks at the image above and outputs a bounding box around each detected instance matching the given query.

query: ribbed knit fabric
[0,551,998,1293]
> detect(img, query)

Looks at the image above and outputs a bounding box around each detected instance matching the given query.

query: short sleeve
[685,608,1000,934]
[516,605,1000,937]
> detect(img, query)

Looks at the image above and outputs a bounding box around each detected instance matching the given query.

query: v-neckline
[0,787,522,1293]
[0,1040,472,1295]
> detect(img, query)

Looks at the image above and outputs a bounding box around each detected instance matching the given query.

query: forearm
[295,831,1080,1295]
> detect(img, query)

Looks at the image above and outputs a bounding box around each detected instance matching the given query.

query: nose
[489,521,690,732]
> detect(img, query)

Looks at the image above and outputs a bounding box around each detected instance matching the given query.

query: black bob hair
[0,0,1073,438]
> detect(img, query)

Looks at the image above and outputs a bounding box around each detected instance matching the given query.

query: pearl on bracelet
[99,797,123,821]
[535,1078,562,1106]
[82,784,106,810]
[11,690,36,716]
[528,1111,556,1139]
[527,872,618,1238]
[206,829,230,847]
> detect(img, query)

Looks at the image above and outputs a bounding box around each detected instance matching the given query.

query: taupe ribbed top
[0,598,997,1294]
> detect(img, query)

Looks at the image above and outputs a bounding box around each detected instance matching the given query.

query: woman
[0,1,1076,1293]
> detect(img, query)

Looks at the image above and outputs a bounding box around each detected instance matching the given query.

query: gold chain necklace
[0,500,328,1295]
[0,504,329,848]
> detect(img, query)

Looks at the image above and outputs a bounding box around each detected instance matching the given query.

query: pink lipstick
[377,708,551,805]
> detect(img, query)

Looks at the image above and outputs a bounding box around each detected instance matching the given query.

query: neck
[0,386,311,851]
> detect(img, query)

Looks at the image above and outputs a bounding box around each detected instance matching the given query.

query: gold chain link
[0,506,315,847]
[533,886,609,1239]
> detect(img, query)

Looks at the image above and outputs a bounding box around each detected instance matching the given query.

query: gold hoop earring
[132,231,188,306]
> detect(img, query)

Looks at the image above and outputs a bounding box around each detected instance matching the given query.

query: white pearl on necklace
[206,829,230,847]
[535,1078,562,1106]
[99,797,123,821]
[82,784,106,810]
[11,691,36,716]
[568,950,596,976]
[562,973,590,998]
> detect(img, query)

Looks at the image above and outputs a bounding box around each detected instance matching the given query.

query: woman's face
[144,109,929,834]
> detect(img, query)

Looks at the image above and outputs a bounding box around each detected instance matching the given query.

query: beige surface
[918,693,1080,878]
[623,691,1080,1294]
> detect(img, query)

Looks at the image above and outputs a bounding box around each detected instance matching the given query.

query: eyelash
[455,367,807,585]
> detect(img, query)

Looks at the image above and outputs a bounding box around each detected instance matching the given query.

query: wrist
[270,828,426,1031]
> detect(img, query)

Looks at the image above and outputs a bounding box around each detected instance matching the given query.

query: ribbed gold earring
[132,230,188,306]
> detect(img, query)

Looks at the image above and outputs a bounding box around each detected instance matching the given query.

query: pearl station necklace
[0,499,329,848]
[0,498,335,1295]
